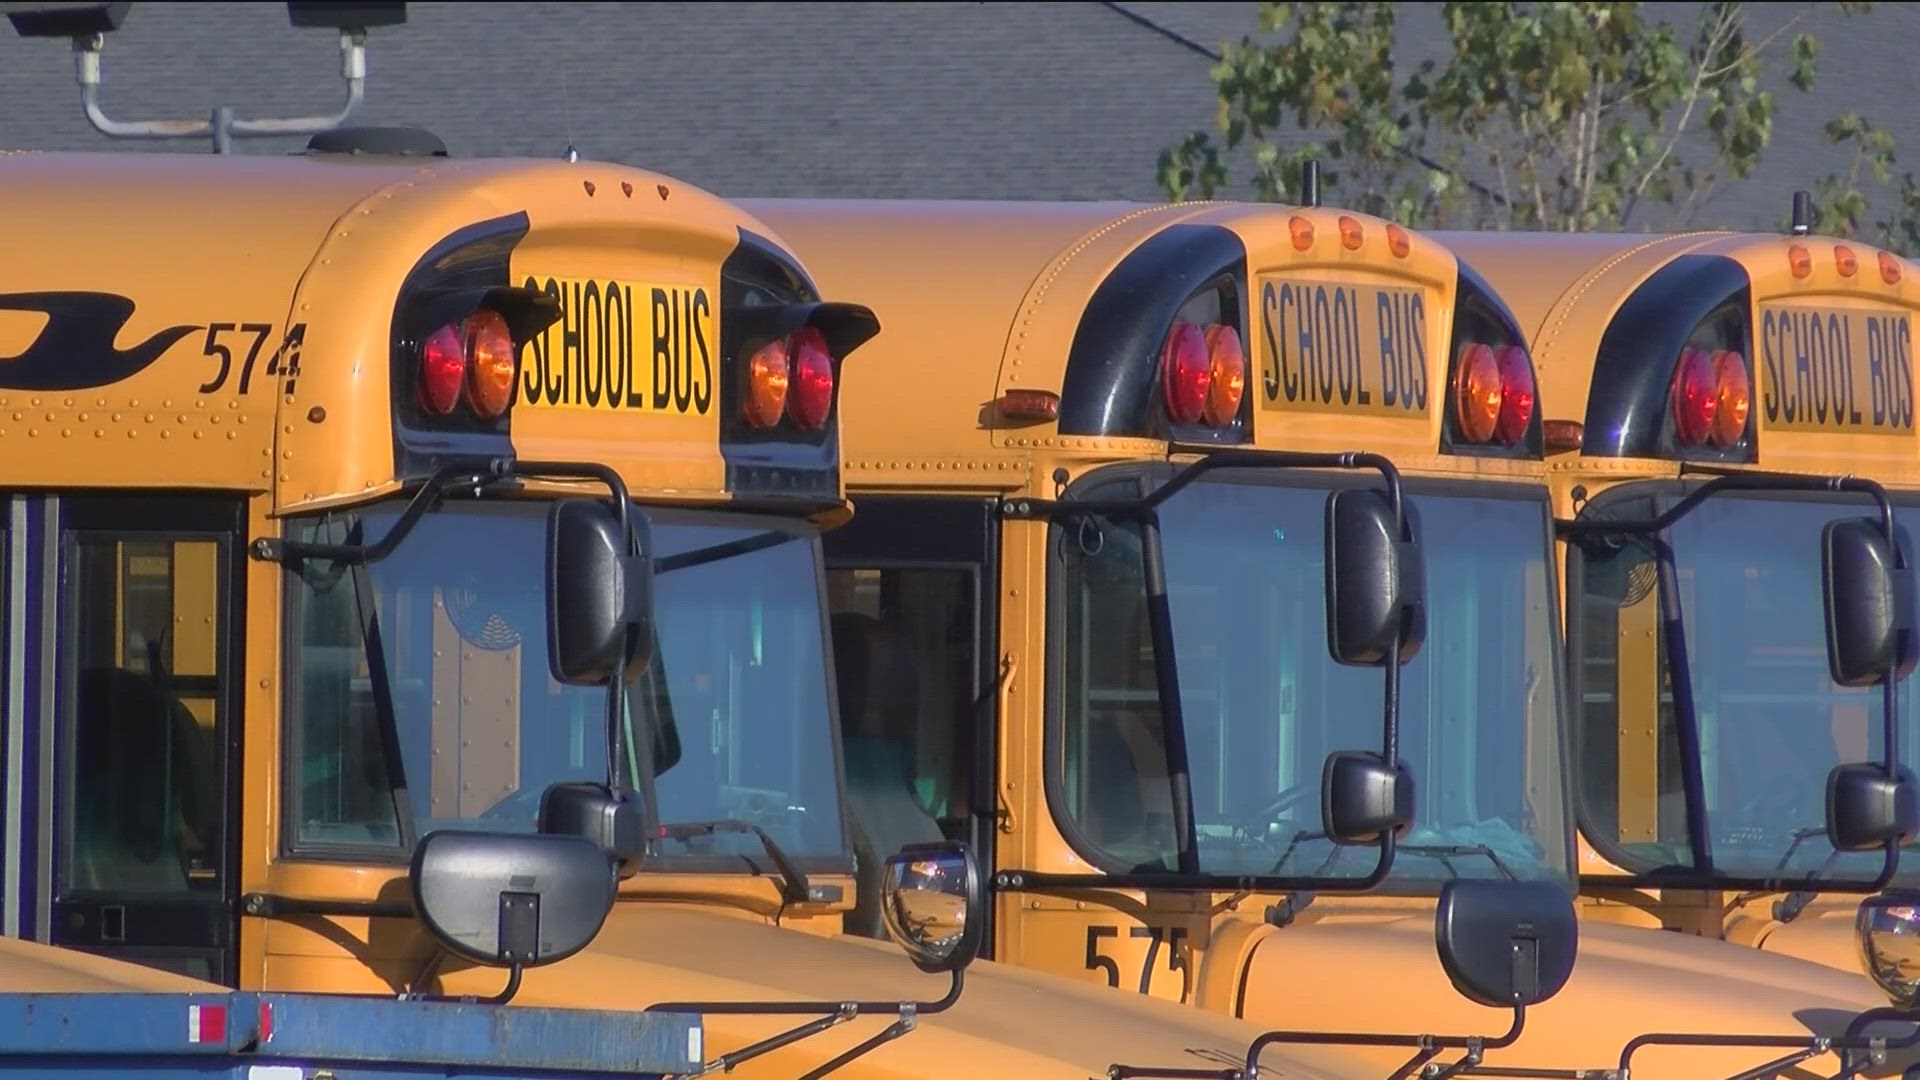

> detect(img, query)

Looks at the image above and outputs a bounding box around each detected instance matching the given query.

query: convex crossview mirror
[1857,890,1920,1007]
[1435,879,1577,1009]
[880,840,985,973]
[547,497,653,686]
[409,830,617,1002]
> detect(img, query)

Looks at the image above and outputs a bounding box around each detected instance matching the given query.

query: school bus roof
[747,199,1480,486]
[0,150,788,512]
[1434,230,1920,481]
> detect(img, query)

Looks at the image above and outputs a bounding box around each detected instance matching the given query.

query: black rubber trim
[1440,255,1542,460]
[387,213,533,477]
[1057,223,1250,443]
[1583,254,1754,462]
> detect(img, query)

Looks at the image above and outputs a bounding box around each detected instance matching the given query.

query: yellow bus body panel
[746,200,1908,1077]
[0,152,1384,1080]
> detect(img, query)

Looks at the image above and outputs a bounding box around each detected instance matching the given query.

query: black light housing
[285,1,406,30]
[3,1,129,36]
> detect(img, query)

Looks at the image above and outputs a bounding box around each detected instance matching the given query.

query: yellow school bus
[0,142,1410,1080]
[747,197,1920,1077]
[1443,227,1920,988]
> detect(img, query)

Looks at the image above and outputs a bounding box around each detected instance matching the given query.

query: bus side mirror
[1435,880,1577,1009]
[1857,890,1920,1007]
[1321,750,1414,844]
[410,830,615,969]
[1827,762,1920,851]
[547,498,653,686]
[880,840,985,973]
[1325,489,1425,666]
[1822,518,1917,687]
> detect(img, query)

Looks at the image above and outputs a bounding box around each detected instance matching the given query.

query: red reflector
[259,1001,274,1044]
[1493,345,1534,444]
[1161,322,1210,425]
[1453,342,1501,443]
[1709,349,1750,447]
[1202,324,1246,426]
[188,1003,227,1044]
[787,326,834,429]
[418,323,467,415]
[1672,346,1719,446]
[465,309,517,418]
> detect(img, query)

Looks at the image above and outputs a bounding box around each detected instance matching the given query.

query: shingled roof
[2,1,1916,231]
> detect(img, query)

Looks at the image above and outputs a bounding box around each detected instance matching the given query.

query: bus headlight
[1856,891,1920,1006]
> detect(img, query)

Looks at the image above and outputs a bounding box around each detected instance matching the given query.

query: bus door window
[55,498,242,984]
[827,567,976,938]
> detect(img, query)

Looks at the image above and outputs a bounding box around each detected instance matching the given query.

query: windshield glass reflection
[1056,471,1568,885]
[1575,491,1920,882]
[288,501,846,862]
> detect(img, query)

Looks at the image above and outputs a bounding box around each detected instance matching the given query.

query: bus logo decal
[0,291,198,390]
[520,276,714,415]
[1258,279,1426,417]
[1759,305,1914,433]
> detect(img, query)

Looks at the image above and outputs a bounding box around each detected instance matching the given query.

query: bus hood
[1236,912,1913,1079]
[1756,903,1873,977]
[0,937,225,993]
[501,906,1360,1080]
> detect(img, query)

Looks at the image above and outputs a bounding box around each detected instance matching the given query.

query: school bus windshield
[1056,468,1568,885]
[286,500,846,863]
[1574,488,1920,884]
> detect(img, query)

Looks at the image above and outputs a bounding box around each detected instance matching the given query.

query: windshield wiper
[1398,842,1519,880]
[1738,826,1840,922]
[658,819,813,906]
[653,530,799,575]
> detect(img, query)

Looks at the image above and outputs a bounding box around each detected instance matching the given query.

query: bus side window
[827,567,975,939]
[67,538,224,896]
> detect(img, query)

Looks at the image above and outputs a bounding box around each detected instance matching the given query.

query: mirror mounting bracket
[646,969,962,1080]
[401,949,523,1007]
[249,459,638,568]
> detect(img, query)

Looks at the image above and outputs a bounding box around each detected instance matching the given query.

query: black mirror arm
[1557,468,1900,548]
[251,458,640,567]
[401,949,523,1006]
[646,968,963,1079]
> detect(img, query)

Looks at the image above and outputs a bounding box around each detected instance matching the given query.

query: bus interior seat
[72,665,213,893]
[830,611,945,937]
